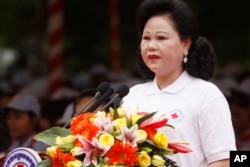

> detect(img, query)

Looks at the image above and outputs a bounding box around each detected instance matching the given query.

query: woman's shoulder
[191,77,224,97]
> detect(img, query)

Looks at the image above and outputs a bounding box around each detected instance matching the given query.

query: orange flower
[70,113,100,141]
[48,147,76,167]
[106,140,139,166]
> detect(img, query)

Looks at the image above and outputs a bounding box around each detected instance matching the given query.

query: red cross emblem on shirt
[171,112,179,119]
[167,109,183,123]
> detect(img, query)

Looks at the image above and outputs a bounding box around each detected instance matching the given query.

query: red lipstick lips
[148,55,160,59]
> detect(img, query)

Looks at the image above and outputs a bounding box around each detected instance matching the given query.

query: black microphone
[62,82,110,128]
[85,88,114,112]
[74,82,110,115]
[98,85,129,112]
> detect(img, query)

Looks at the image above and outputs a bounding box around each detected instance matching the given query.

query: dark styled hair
[135,0,216,80]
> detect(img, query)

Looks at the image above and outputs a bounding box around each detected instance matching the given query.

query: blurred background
[0,0,249,98]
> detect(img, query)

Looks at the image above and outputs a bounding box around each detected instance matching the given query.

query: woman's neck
[155,69,184,90]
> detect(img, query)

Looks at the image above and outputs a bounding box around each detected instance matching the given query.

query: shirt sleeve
[198,96,237,163]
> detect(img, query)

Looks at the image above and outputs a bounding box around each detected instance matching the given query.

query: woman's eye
[142,36,150,40]
[158,36,166,40]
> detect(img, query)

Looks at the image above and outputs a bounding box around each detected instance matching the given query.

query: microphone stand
[62,82,110,128]
[97,94,120,112]
[97,85,129,112]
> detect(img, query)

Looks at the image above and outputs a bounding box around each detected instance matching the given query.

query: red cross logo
[17,164,24,167]
[167,109,183,123]
[171,112,179,119]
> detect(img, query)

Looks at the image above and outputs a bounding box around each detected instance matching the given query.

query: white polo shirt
[121,71,236,167]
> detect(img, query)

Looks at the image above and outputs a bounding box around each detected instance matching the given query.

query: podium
[0,147,48,167]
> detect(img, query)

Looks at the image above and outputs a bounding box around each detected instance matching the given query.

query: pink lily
[93,111,113,133]
[116,124,143,147]
[75,134,110,166]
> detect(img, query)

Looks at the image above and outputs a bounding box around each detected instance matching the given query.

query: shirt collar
[146,71,194,95]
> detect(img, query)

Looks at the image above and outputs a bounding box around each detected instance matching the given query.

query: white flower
[116,124,143,146]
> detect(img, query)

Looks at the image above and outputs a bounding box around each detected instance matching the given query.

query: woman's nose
[148,40,157,51]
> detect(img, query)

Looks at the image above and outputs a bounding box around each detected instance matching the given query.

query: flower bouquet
[34,107,192,167]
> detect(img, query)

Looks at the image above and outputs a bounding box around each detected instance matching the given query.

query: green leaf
[34,127,71,146]
[136,112,157,126]
[36,159,52,167]
[139,140,174,155]
[166,124,175,129]
[157,148,175,155]
[140,146,153,153]
[113,107,119,119]
[109,107,114,116]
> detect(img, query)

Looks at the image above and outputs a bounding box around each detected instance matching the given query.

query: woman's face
[140,15,190,79]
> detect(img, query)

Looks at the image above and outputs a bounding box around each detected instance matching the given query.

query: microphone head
[102,88,115,100]
[95,87,115,105]
[96,82,110,94]
[86,88,114,112]
[116,85,129,98]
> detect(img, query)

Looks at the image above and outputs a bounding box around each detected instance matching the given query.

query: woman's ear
[183,37,192,51]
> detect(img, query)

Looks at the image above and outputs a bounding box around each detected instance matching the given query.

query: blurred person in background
[39,97,73,131]
[229,77,250,150]
[89,64,110,88]
[57,88,110,127]
[211,77,237,101]
[2,93,47,152]
[0,110,11,158]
